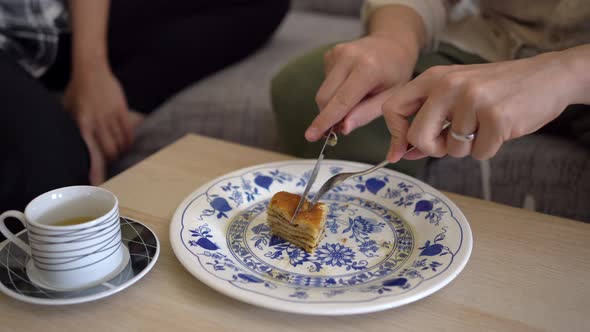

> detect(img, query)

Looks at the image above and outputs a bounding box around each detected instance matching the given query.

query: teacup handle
[0,211,32,256]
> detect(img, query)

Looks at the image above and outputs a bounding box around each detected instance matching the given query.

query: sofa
[114,1,590,222]
[112,1,364,173]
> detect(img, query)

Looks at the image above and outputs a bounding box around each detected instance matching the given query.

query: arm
[65,0,132,185]
[561,44,590,105]
[363,0,449,52]
[368,5,426,58]
[69,0,110,76]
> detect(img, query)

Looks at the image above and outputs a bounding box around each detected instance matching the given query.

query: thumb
[384,112,410,163]
[80,129,106,185]
[382,94,423,163]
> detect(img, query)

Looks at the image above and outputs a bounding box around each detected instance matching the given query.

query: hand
[64,64,133,184]
[382,52,574,162]
[305,36,417,142]
[305,5,426,142]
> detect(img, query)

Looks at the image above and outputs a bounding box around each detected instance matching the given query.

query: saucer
[0,217,160,305]
[26,244,131,291]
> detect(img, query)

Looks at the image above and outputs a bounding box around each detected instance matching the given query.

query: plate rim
[169,159,473,315]
[0,217,160,306]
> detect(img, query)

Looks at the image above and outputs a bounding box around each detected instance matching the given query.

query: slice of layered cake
[267,191,327,253]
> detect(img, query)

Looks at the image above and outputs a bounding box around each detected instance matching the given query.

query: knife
[290,128,338,223]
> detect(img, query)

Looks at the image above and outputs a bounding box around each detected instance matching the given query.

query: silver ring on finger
[450,130,476,142]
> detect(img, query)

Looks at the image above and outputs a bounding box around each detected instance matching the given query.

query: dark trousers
[0,0,290,213]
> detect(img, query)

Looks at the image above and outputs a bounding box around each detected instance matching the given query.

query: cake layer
[267,191,328,253]
[270,228,325,252]
[268,220,320,242]
[267,213,322,239]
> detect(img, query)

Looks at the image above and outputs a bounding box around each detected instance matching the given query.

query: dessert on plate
[267,191,327,252]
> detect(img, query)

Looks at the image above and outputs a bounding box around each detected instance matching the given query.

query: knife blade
[290,129,337,223]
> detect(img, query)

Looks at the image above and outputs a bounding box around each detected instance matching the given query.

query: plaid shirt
[0,0,68,77]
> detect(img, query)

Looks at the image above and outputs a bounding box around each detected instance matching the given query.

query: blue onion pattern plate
[170,160,472,315]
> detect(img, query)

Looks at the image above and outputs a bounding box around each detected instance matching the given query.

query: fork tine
[309,160,390,207]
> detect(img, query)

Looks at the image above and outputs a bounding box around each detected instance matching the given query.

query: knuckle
[407,127,427,151]
[463,81,493,107]
[440,72,464,90]
[387,118,406,138]
[331,91,351,109]
[332,43,354,57]
[382,99,395,115]
[464,81,484,100]
[315,91,329,109]
[424,65,446,78]
[480,106,505,130]
[358,53,378,69]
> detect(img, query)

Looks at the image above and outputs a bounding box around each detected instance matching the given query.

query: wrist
[553,46,590,105]
[72,47,108,67]
[368,5,426,59]
[71,52,110,80]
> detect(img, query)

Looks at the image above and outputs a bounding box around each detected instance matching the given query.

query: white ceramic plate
[170,160,472,315]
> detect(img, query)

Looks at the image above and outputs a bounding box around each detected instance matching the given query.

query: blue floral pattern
[177,161,469,307]
[226,193,410,284]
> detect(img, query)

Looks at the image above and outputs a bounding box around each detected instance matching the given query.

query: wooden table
[2,135,589,331]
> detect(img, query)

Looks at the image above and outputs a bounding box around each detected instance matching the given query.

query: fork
[308,159,394,207]
[308,121,451,207]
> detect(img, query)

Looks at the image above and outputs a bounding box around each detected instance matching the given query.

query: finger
[96,120,119,162]
[109,119,126,152]
[315,56,354,110]
[383,96,423,163]
[385,114,410,163]
[385,66,447,112]
[471,115,503,160]
[128,110,145,130]
[446,97,478,158]
[80,128,106,185]
[323,49,336,75]
[403,149,428,160]
[117,107,134,148]
[306,66,378,141]
[341,88,394,135]
[406,91,454,158]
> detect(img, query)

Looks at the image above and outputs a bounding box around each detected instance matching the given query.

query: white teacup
[0,186,129,290]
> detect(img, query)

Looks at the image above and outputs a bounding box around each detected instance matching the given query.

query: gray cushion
[421,134,590,222]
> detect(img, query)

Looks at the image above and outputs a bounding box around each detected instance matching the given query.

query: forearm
[368,5,427,60]
[558,44,590,105]
[363,0,449,52]
[68,0,111,73]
